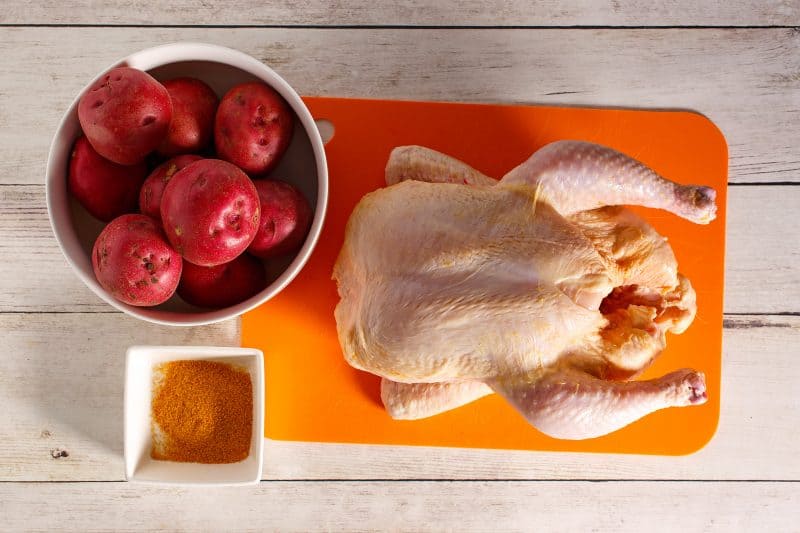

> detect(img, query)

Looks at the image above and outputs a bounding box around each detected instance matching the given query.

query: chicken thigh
[333,141,716,440]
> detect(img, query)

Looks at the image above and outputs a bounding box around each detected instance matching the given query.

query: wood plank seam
[1,24,799,30]
[1,476,797,483]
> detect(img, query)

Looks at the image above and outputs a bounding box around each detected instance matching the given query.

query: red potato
[92,214,182,306]
[178,253,267,308]
[247,180,312,259]
[157,78,219,156]
[68,136,148,222]
[214,82,294,176]
[78,67,172,165]
[138,154,203,221]
[160,159,260,266]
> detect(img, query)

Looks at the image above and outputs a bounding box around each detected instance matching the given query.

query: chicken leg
[489,367,707,440]
[501,140,717,224]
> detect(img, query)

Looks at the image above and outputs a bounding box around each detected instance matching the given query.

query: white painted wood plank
[1,0,798,26]
[1,184,794,313]
[724,186,798,314]
[0,481,797,531]
[1,27,798,185]
[0,313,240,481]
[0,313,796,481]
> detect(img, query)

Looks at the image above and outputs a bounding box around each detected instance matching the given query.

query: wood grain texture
[1,481,798,532]
[1,27,799,185]
[1,0,798,26]
[0,313,796,482]
[0,313,239,481]
[2,184,795,313]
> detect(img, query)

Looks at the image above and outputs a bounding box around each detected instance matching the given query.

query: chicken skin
[334,141,716,440]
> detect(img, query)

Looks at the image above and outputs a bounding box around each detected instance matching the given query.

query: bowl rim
[46,42,329,327]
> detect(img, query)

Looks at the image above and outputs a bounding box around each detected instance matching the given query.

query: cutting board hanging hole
[315,119,335,144]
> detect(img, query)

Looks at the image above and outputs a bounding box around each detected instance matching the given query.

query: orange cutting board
[242,97,727,455]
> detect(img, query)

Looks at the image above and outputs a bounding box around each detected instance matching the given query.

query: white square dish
[124,345,264,486]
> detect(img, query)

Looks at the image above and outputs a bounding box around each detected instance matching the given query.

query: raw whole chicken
[333,141,716,440]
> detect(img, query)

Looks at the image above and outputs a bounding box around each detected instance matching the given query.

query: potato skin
[157,78,219,157]
[160,159,260,266]
[138,154,203,221]
[78,67,172,165]
[92,214,183,306]
[214,82,293,176]
[178,253,267,308]
[247,180,312,259]
[68,136,148,222]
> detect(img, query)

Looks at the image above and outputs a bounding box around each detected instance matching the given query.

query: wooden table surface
[1,2,799,531]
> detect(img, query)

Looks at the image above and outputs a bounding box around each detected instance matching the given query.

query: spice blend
[151,360,253,464]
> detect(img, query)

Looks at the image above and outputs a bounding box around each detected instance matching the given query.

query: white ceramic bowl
[124,345,265,486]
[46,43,328,326]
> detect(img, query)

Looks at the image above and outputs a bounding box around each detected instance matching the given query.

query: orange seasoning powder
[151,360,253,464]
